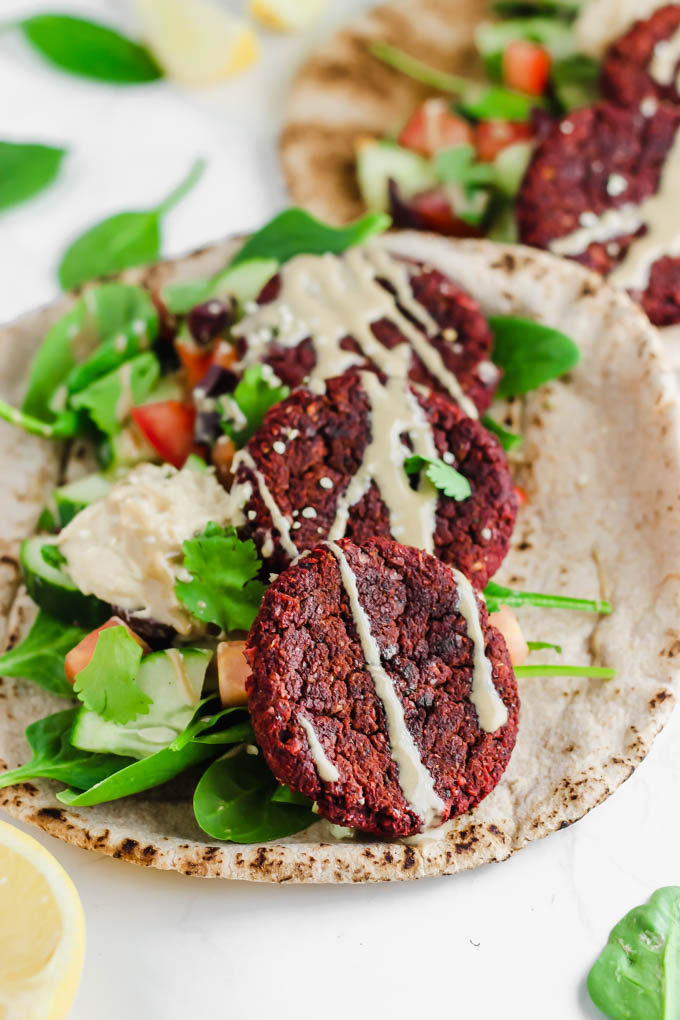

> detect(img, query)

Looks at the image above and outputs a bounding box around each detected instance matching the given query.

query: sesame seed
[606,242,620,256]
[319,476,333,489]
[301,506,317,519]
[273,441,286,454]
[606,173,627,197]
[442,451,455,465]
[579,211,597,228]
[292,521,301,530]
[247,510,257,521]
[640,97,658,117]
[481,527,492,540]
[560,121,574,135]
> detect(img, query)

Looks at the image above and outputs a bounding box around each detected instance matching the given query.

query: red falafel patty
[245,537,519,838]
[231,370,516,586]
[233,252,499,416]
[516,101,680,326]
[602,5,680,109]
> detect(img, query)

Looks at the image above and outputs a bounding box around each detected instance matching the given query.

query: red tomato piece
[502,39,551,96]
[475,119,533,161]
[399,98,473,156]
[175,336,216,390]
[65,617,150,683]
[131,401,196,469]
[513,485,528,507]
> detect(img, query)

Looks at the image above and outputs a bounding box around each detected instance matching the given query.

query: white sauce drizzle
[165,649,199,705]
[451,568,508,732]
[548,127,680,291]
[650,25,680,90]
[327,540,446,829]
[233,449,299,560]
[115,360,135,423]
[298,715,340,783]
[328,372,439,552]
[232,244,477,418]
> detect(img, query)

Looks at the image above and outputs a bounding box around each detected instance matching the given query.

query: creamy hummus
[58,463,234,635]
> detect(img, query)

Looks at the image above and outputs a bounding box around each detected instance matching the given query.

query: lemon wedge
[249,0,327,31]
[0,820,85,1020]
[134,0,258,86]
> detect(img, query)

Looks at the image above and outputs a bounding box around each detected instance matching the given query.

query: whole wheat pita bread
[1,233,680,882]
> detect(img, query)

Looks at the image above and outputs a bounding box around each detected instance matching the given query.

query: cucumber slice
[71,647,213,759]
[475,17,578,60]
[356,141,437,212]
[20,536,110,629]
[493,141,533,197]
[55,472,114,527]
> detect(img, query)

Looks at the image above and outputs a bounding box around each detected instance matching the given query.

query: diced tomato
[217,640,250,707]
[131,401,196,469]
[502,39,551,96]
[475,119,533,161]
[175,336,215,390]
[211,434,237,482]
[211,340,238,372]
[65,617,150,683]
[513,484,528,506]
[393,187,483,237]
[398,98,473,157]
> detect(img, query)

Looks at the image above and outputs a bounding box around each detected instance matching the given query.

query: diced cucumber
[475,17,578,60]
[356,140,437,212]
[20,536,109,629]
[55,472,114,527]
[493,141,533,196]
[71,647,213,759]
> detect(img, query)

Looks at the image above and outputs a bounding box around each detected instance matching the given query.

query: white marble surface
[1,2,679,1018]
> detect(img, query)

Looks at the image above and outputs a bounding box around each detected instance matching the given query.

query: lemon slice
[134,0,258,86]
[0,820,85,1019]
[249,0,327,31]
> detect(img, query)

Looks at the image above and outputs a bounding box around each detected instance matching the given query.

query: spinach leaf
[0,141,66,212]
[459,85,538,122]
[19,14,162,84]
[588,887,680,1020]
[482,414,522,451]
[58,158,205,290]
[72,626,150,724]
[22,283,159,421]
[552,54,600,112]
[484,581,611,615]
[163,258,278,316]
[231,207,390,267]
[526,640,562,653]
[193,747,316,842]
[0,709,133,791]
[490,315,580,397]
[176,523,266,633]
[220,365,290,447]
[70,352,160,436]
[0,611,85,698]
[170,704,253,751]
[57,738,217,806]
[404,455,472,500]
[0,400,79,439]
[515,664,614,679]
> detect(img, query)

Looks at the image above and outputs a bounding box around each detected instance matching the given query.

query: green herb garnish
[72,626,151,724]
[515,664,614,679]
[526,640,562,653]
[0,611,85,698]
[41,545,67,570]
[176,523,266,633]
[490,315,580,397]
[58,158,205,290]
[231,207,390,267]
[0,141,67,212]
[484,581,611,615]
[220,365,290,447]
[482,414,522,451]
[404,455,472,500]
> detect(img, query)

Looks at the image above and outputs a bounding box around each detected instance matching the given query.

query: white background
[1,2,679,1018]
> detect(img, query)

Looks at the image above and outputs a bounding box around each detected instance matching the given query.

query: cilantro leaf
[404,455,472,500]
[220,365,290,447]
[482,414,522,451]
[73,626,150,724]
[41,544,67,570]
[175,523,266,633]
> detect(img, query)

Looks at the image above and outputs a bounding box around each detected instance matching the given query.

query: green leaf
[459,85,539,122]
[230,207,390,267]
[220,365,290,447]
[170,703,253,751]
[0,399,79,439]
[0,709,133,791]
[162,258,278,316]
[0,611,85,698]
[484,580,611,615]
[0,141,66,213]
[490,315,580,397]
[404,455,472,500]
[551,54,601,112]
[19,14,162,84]
[57,739,216,806]
[70,351,160,436]
[475,17,579,60]
[515,664,615,679]
[588,887,680,1020]
[58,159,205,290]
[41,545,66,570]
[482,414,522,451]
[176,523,266,633]
[193,747,316,843]
[370,40,473,94]
[435,145,495,193]
[526,640,562,653]
[22,283,159,421]
[72,626,150,724]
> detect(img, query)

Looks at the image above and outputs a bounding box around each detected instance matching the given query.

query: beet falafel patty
[231,370,516,585]
[245,537,519,838]
[516,101,680,326]
[232,248,499,416]
[602,5,680,109]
